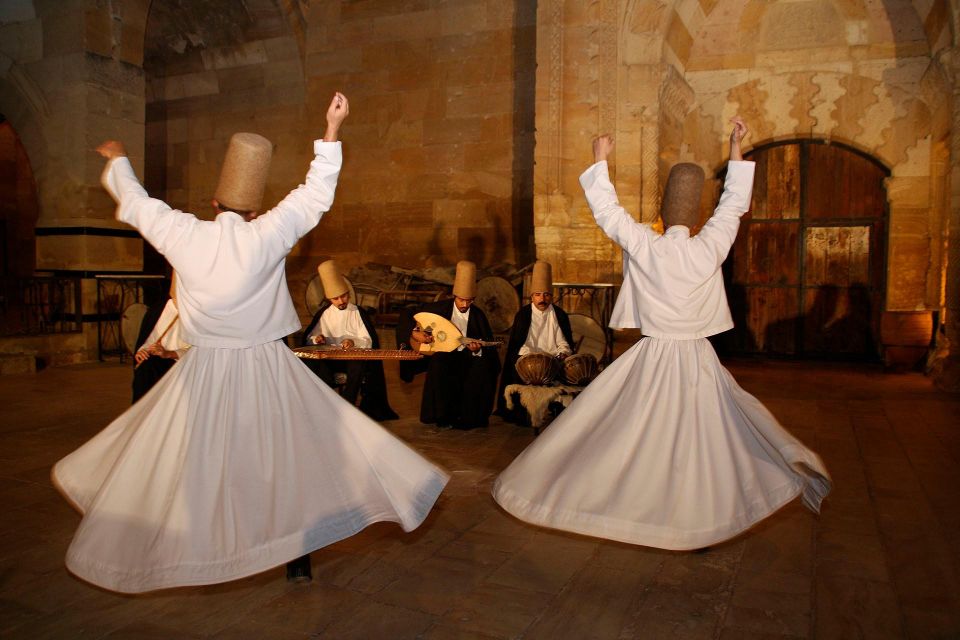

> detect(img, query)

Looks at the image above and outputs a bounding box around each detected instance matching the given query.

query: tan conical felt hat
[452,260,477,298]
[531,261,552,293]
[318,260,349,299]
[215,132,273,212]
[661,163,705,229]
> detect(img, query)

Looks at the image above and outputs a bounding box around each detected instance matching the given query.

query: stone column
[30,0,147,275]
[932,48,960,391]
[533,0,659,285]
[1,0,149,363]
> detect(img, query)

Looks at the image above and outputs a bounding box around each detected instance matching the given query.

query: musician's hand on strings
[341,339,355,350]
[465,340,482,353]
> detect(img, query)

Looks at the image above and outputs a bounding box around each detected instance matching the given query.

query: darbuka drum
[515,353,559,386]
[563,353,598,386]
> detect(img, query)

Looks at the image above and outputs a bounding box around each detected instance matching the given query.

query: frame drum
[475,276,520,334]
[121,302,148,355]
[568,313,607,361]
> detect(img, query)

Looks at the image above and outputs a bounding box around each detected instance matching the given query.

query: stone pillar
[932,48,960,391]
[30,0,147,275]
[1,0,149,363]
[533,0,659,285]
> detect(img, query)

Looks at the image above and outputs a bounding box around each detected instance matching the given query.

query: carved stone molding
[537,0,564,194]
[641,113,660,222]
[659,66,694,121]
[599,0,619,137]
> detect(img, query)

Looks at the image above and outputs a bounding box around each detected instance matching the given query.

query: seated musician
[301,260,398,421]
[397,260,501,429]
[132,273,189,403]
[496,261,574,422]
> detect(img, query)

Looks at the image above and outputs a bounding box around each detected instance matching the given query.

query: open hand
[593,135,614,163]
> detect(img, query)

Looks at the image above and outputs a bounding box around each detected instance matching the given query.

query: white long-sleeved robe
[493,160,831,550]
[52,141,448,593]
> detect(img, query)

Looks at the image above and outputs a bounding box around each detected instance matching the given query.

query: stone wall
[0,121,38,277]
[1,0,149,274]
[1,0,959,378]
[143,0,538,320]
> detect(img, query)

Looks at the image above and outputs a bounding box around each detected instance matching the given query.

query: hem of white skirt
[62,470,447,594]
[491,476,803,551]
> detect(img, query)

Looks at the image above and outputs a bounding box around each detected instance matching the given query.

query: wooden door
[715,141,887,359]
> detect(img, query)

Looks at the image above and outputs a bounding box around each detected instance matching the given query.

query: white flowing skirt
[493,338,830,550]
[53,342,448,593]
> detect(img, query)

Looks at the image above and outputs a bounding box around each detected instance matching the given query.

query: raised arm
[579,135,656,257]
[253,93,350,252]
[691,117,755,273]
[97,141,197,256]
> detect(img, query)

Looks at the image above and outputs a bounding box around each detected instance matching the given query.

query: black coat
[131,298,175,403]
[396,299,501,429]
[496,304,574,418]
[301,303,398,421]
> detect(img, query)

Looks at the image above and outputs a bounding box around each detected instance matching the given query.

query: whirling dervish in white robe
[52,94,448,593]
[493,118,831,550]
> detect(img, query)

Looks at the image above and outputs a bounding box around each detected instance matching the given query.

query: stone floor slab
[0,360,958,638]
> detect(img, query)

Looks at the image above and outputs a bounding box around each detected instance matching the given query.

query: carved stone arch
[0,76,51,221]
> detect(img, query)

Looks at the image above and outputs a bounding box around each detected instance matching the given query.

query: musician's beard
[535,302,550,311]
[336,302,348,310]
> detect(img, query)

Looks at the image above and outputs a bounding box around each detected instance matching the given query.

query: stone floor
[0,357,958,639]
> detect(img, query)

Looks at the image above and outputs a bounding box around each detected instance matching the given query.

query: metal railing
[0,275,83,336]
[95,275,169,361]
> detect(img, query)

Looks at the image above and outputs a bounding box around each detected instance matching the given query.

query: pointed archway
[715,140,889,359]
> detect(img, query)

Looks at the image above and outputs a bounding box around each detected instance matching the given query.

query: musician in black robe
[397,261,501,430]
[496,262,575,423]
[301,260,398,421]
[132,277,185,403]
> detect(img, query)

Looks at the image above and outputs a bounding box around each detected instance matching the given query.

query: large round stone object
[121,302,148,355]
[306,274,357,315]
[474,276,519,334]
[568,313,607,360]
[515,353,559,386]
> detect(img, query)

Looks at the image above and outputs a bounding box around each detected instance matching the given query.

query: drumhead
[474,276,520,334]
[568,313,607,360]
[305,274,357,315]
[121,302,149,355]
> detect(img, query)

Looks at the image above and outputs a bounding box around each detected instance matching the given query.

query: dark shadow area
[510,1,537,266]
